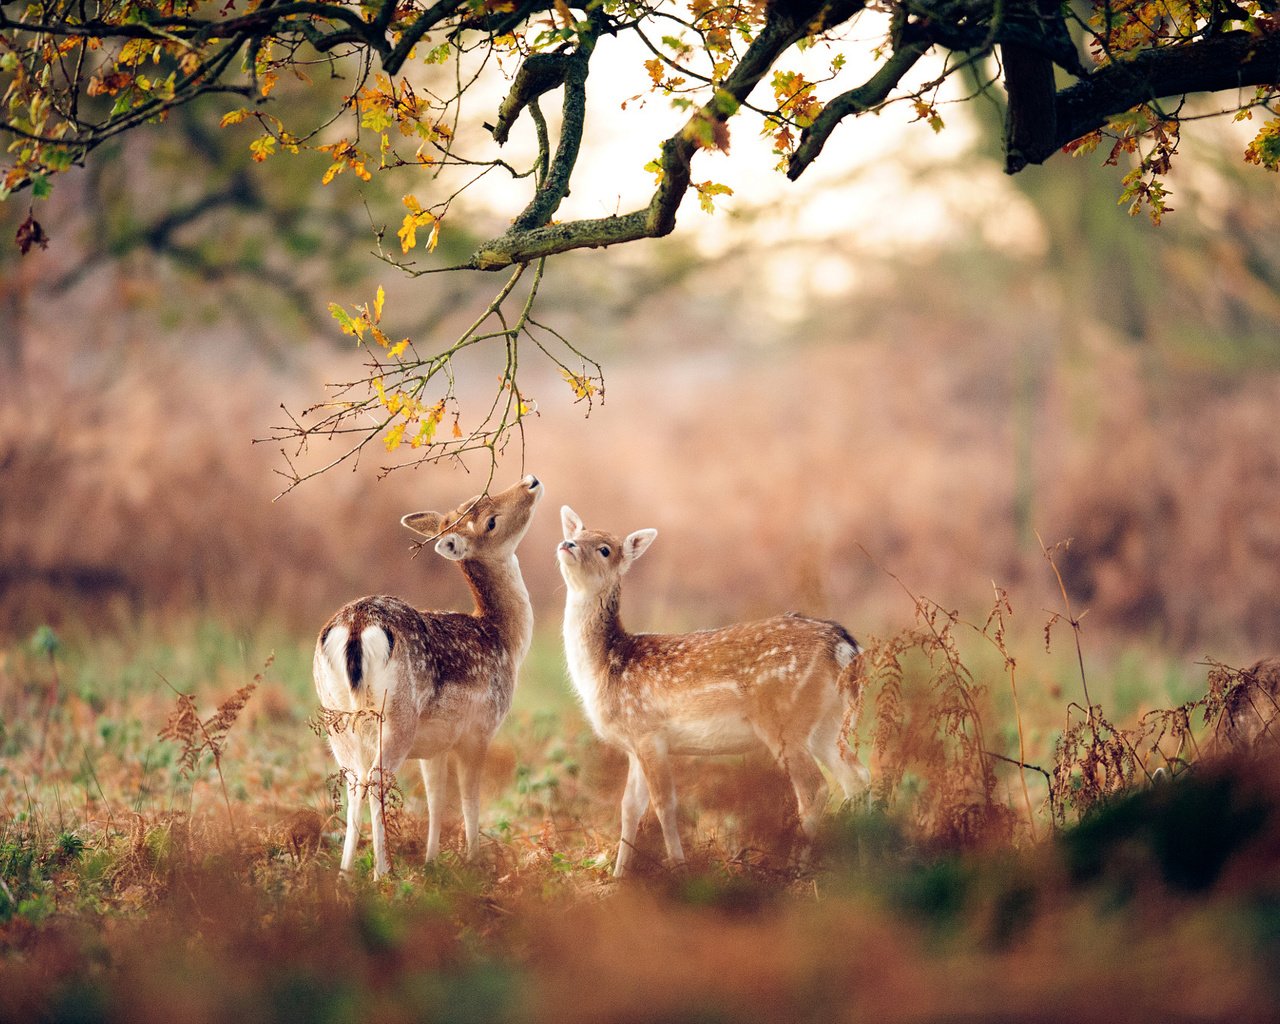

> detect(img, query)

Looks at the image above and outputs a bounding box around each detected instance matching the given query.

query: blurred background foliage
[0,60,1277,662]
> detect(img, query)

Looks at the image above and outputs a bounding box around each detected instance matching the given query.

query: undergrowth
[2,585,1280,1021]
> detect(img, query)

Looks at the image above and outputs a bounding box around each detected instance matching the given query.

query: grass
[2,612,1279,1021]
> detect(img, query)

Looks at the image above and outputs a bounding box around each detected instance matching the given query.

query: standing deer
[314,474,543,877]
[557,505,870,876]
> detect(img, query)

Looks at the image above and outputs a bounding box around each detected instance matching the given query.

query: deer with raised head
[556,505,870,876]
[314,475,543,877]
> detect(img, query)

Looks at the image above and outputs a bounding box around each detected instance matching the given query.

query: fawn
[314,475,543,876]
[557,505,870,876]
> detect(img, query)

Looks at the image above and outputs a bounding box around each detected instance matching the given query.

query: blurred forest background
[1,65,1278,675]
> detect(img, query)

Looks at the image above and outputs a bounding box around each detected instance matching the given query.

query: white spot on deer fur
[834,641,856,669]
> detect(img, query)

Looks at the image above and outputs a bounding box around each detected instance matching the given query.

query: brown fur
[557,506,869,876]
[314,475,543,876]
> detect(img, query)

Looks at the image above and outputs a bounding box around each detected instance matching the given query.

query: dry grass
[4,615,1280,1023]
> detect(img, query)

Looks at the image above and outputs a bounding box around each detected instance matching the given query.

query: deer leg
[340,771,362,873]
[615,752,652,878]
[808,714,870,806]
[419,754,448,863]
[755,669,832,842]
[366,773,391,878]
[366,726,412,879]
[757,724,829,843]
[788,748,830,840]
[455,741,488,862]
[635,739,685,868]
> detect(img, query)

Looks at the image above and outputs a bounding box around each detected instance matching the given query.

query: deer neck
[461,555,533,661]
[563,583,627,692]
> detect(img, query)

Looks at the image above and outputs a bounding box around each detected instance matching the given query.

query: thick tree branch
[490,52,570,146]
[1022,29,1280,168]
[1003,40,1059,173]
[1002,0,1064,173]
[0,2,375,44]
[509,49,589,231]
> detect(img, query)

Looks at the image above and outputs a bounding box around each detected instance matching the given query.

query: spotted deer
[557,505,870,876]
[314,475,544,877]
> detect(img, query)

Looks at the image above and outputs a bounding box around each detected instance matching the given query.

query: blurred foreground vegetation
[3,620,1279,1022]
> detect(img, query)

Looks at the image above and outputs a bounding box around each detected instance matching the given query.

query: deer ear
[435,533,469,561]
[560,505,584,541]
[402,511,444,538]
[621,529,657,570]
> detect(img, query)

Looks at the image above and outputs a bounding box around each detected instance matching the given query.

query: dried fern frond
[308,706,384,739]
[206,683,257,750]
[158,688,203,776]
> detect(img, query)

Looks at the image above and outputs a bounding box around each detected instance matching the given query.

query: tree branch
[382,0,468,75]
[467,0,841,268]
[0,2,374,44]
[509,45,594,231]
[1020,29,1280,169]
[787,40,930,181]
[490,52,571,146]
[1002,0,1063,173]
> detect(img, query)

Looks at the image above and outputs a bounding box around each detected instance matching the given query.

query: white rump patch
[322,625,350,671]
[835,640,860,669]
[362,625,392,668]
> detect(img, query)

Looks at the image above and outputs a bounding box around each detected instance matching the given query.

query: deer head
[556,505,656,597]
[403,475,543,562]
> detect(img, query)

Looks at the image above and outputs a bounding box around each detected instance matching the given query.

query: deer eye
[486,516,498,532]
[598,546,611,558]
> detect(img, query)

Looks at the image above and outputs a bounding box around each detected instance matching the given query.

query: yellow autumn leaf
[411,404,443,447]
[397,212,418,253]
[384,422,407,451]
[388,338,410,358]
[220,108,250,127]
[561,367,597,399]
[249,135,276,162]
[403,193,423,214]
[373,285,385,323]
[398,208,435,254]
[426,218,441,253]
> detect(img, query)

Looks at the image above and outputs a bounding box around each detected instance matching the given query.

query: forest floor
[3,621,1279,1023]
